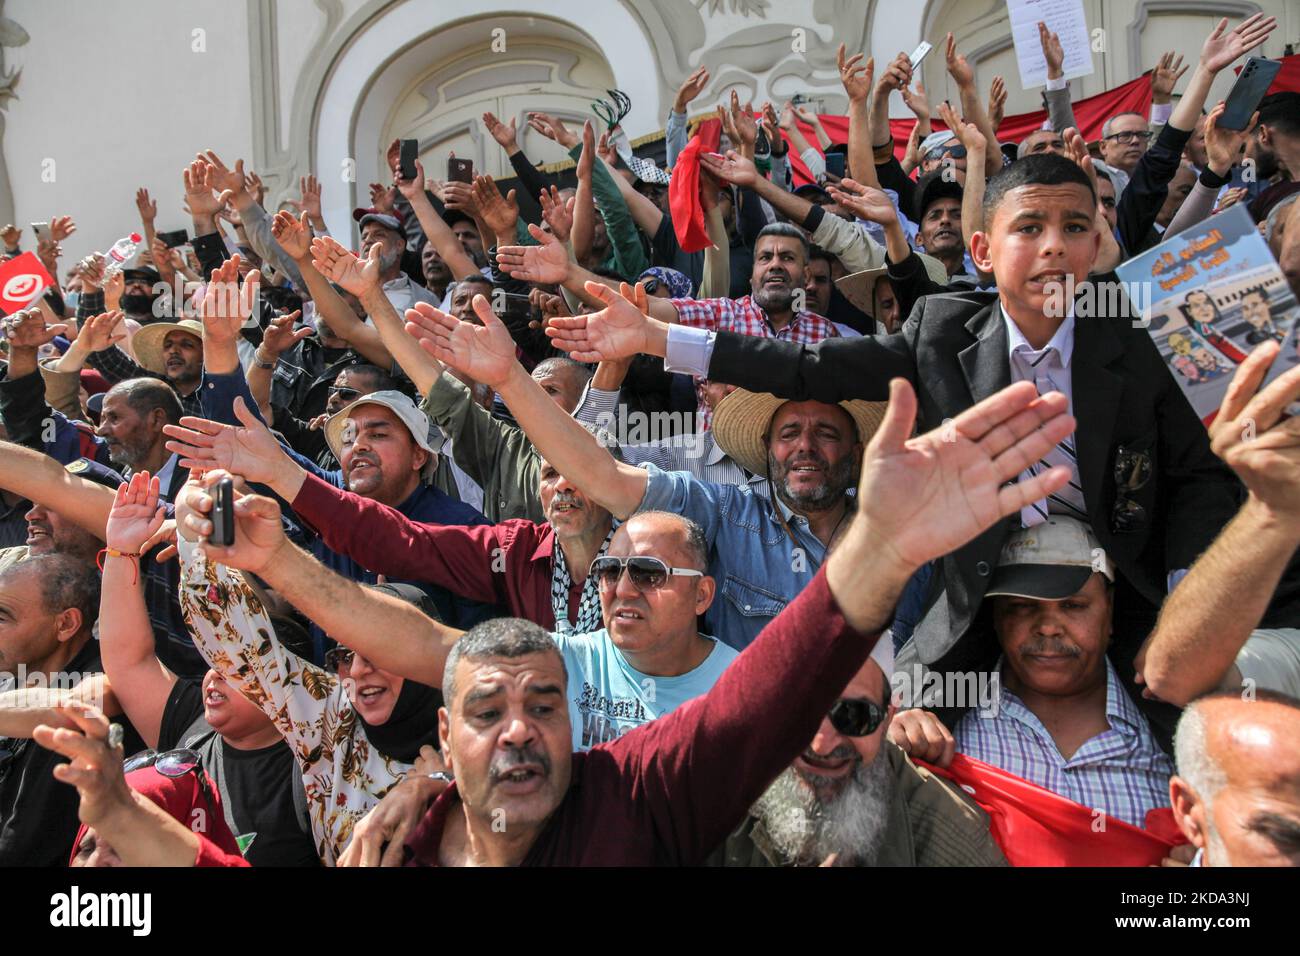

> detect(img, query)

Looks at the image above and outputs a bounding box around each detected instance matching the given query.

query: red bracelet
[97,548,141,584]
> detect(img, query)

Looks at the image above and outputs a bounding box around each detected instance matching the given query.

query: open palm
[858,380,1075,569]
[271,211,312,260]
[545,282,651,363]
[497,224,569,284]
[311,236,379,297]
[827,180,897,226]
[1200,14,1275,74]
[405,298,518,389]
[164,398,288,484]
[106,472,165,552]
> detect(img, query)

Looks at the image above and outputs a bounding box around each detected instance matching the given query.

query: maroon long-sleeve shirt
[402,569,883,866]
[292,472,571,628]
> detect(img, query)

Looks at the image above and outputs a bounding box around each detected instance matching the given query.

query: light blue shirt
[637,463,836,651]
[554,627,739,751]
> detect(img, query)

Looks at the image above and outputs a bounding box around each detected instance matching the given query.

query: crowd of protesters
[0,14,1298,868]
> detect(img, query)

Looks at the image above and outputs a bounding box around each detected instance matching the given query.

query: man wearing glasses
[1100,114,1154,176]
[712,634,1007,866]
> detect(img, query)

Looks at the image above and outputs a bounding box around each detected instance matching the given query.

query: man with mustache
[951,517,1173,828]
[397,288,884,650]
[713,634,1006,866]
[352,208,440,315]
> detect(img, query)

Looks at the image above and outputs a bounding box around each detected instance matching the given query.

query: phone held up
[209,478,236,548]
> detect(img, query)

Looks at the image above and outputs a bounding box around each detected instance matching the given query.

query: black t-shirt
[158,679,319,867]
[0,640,145,867]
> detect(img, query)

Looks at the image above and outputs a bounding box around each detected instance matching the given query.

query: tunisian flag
[669,117,722,253]
[918,753,1188,867]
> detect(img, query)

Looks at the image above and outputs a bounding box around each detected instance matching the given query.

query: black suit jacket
[708,288,1243,663]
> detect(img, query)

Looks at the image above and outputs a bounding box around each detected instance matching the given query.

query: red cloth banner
[0,252,53,316]
[919,753,1187,867]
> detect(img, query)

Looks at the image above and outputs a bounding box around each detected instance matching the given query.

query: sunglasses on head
[827,696,888,737]
[589,555,704,592]
[123,747,218,819]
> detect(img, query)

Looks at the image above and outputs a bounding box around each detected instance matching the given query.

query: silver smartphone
[31,222,51,243]
[909,41,933,70]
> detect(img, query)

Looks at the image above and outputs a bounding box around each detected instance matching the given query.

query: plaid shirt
[671,295,838,429]
[954,658,1173,828]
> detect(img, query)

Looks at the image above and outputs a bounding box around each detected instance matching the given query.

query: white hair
[1173,701,1232,859]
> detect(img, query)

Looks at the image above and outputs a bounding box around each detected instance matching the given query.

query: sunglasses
[589,555,704,592]
[123,748,217,818]
[640,277,661,295]
[1110,446,1152,534]
[324,646,356,672]
[328,386,361,404]
[827,697,888,737]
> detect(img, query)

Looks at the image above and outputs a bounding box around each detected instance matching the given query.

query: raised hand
[1038,21,1064,80]
[36,238,62,275]
[102,269,125,311]
[200,149,247,198]
[851,378,1074,572]
[245,170,266,206]
[482,111,520,152]
[78,311,128,352]
[271,210,313,261]
[1151,51,1188,103]
[543,281,653,363]
[595,130,619,168]
[825,179,899,226]
[165,397,292,487]
[183,160,224,218]
[539,185,574,243]
[106,471,166,554]
[175,469,288,574]
[1062,127,1098,193]
[937,100,987,154]
[291,174,324,222]
[901,80,931,122]
[1,308,67,350]
[1203,101,1258,175]
[310,234,381,298]
[393,157,427,203]
[837,44,874,104]
[674,65,710,113]
[527,111,579,150]
[50,215,77,243]
[403,297,519,389]
[699,149,759,188]
[1200,14,1276,74]
[471,175,519,239]
[577,120,596,182]
[987,75,1007,129]
[945,32,975,88]
[368,182,396,215]
[259,309,310,358]
[79,255,106,292]
[198,256,260,345]
[33,701,133,831]
[876,51,913,96]
[497,223,570,284]
[720,90,757,151]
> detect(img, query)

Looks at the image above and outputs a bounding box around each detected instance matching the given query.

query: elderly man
[1170,691,1300,867]
[351,206,440,315]
[713,638,1006,867]
[401,289,885,651]
[1100,113,1153,176]
[950,517,1173,828]
[317,374,1075,866]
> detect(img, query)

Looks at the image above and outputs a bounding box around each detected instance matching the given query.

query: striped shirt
[954,657,1173,828]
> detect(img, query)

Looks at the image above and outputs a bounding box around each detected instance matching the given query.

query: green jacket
[420,372,544,524]
[708,742,1008,867]
[567,143,649,280]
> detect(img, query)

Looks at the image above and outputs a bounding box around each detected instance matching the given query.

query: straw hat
[711,388,887,477]
[835,253,949,317]
[131,319,204,376]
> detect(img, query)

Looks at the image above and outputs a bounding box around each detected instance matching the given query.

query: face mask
[120,293,154,315]
[64,292,80,312]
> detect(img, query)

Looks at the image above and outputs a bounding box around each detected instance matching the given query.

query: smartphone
[492,290,533,322]
[31,222,51,242]
[909,41,933,71]
[399,139,419,181]
[825,151,846,178]
[447,156,474,184]
[158,228,189,248]
[1219,57,1282,131]
[210,478,235,548]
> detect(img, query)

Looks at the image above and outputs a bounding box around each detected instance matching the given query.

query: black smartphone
[447,157,474,184]
[825,151,846,178]
[399,139,419,181]
[493,291,533,322]
[210,478,235,548]
[1219,57,1282,131]
[158,228,189,248]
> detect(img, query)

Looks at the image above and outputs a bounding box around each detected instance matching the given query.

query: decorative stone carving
[0,1,29,226]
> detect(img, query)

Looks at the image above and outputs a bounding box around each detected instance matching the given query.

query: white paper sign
[1007,0,1096,89]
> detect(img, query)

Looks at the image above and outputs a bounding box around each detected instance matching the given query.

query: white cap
[324,390,446,464]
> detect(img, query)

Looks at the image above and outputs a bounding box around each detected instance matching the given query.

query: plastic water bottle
[102,233,143,276]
